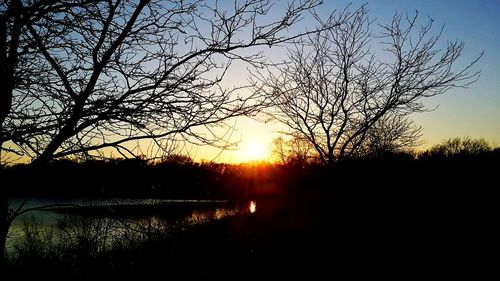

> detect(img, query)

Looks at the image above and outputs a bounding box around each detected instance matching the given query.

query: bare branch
[257,6,481,164]
[2,0,335,164]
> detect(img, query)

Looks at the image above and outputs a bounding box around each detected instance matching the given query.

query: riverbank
[3,152,497,279]
[6,184,495,279]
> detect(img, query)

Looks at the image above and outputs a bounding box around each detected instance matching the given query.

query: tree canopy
[255,7,482,164]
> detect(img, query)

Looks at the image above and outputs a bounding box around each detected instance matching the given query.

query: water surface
[7,198,255,253]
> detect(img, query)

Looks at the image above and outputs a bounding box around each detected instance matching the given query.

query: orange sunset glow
[1,0,498,278]
[242,142,268,161]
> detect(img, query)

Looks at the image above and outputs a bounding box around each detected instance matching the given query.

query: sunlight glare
[244,142,267,161]
[249,201,256,214]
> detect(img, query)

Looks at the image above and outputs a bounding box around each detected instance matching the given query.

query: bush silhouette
[424,137,492,158]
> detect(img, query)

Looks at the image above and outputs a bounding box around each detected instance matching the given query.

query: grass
[7,190,493,279]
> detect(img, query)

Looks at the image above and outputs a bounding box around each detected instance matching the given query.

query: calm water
[7,198,256,253]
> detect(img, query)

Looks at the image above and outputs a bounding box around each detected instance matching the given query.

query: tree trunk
[0,194,8,271]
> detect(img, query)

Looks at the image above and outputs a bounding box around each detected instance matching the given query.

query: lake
[7,198,256,253]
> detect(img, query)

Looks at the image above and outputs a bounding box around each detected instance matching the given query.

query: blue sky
[199,0,500,162]
[324,0,500,147]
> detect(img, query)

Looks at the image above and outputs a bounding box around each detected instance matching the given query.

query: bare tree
[271,133,318,165]
[1,0,338,164]
[356,113,422,157]
[255,6,482,165]
[0,0,342,263]
[425,137,492,158]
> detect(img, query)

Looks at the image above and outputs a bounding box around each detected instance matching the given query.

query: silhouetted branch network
[255,7,482,164]
[1,0,344,164]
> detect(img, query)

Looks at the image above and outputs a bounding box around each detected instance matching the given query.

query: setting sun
[1,0,498,278]
[240,142,269,162]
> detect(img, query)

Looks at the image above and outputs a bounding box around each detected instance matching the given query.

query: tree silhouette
[1,0,342,164]
[0,0,343,264]
[356,114,422,158]
[424,137,492,158]
[255,7,482,165]
[271,134,318,166]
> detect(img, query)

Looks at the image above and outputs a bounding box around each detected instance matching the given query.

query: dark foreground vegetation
[0,0,494,277]
[3,144,499,279]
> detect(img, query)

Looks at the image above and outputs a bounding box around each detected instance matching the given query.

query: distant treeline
[3,138,498,280]
[3,138,499,199]
[3,155,292,199]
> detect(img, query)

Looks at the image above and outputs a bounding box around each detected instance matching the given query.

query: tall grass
[6,202,249,278]
[7,215,153,277]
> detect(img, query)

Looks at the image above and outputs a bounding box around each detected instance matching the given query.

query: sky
[3,0,497,165]
[357,0,500,148]
[192,0,500,163]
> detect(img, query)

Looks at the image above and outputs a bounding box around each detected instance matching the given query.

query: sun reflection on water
[7,200,258,254]
[249,201,256,214]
